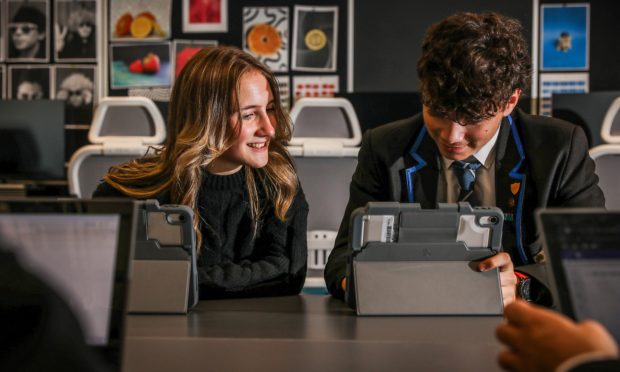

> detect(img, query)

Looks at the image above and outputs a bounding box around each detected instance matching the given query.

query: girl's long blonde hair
[104,46,298,251]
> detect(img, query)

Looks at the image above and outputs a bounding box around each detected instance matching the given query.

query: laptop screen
[537,209,620,342]
[0,199,136,363]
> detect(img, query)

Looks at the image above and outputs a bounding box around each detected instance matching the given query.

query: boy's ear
[503,89,522,116]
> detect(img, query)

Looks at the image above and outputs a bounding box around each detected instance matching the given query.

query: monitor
[536,208,620,342]
[0,198,137,366]
[0,100,66,181]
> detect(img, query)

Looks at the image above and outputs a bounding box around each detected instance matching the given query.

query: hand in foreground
[496,301,619,372]
[478,252,517,306]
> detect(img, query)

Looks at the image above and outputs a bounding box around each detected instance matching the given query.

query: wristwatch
[515,271,532,302]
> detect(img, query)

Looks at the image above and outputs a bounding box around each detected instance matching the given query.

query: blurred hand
[496,301,619,372]
[479,252,517,306]
[55,24,68,53]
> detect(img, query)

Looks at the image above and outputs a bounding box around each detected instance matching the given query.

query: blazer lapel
[495,115,531,265]
[402,127,440,208]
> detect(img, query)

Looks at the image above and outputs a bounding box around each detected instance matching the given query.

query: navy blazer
[324,108,605,300]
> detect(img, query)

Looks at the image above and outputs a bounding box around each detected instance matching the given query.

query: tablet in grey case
[128,199,198,314]
[347,202,504,316]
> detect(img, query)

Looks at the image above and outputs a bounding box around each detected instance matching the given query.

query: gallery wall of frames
[0,0,349,167]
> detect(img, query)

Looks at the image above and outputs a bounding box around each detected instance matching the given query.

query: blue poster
[541,4,589,70]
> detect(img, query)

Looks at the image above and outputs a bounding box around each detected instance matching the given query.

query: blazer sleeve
[324,129,391,299]
[198,188,309,299]
[554,125,605,207]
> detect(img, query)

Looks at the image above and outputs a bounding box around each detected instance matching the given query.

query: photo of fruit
[110,42,171,89]
[173,39,218,78]
[110,0,170,41]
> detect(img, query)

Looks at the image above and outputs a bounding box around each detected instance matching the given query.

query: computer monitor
[536,208,620,342]
[0,100,65,181]
[0,198,137,367]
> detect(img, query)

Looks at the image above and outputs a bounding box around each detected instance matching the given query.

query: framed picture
[292,75,338,102]
[54,0,97,61]
[8,65,51,99]
[540,3,589,71]
[1,0,5,62]
[110,0,171,42]
[110,42,171,89]
[0,64,5,98]
[6,0,49,62]
[243,7,289,72]
[182,0,227,33]
[292,6,338,72]
[54,65,96,125]
[172,39,217,78]
[539,72,588,117]
[275,75,290,111]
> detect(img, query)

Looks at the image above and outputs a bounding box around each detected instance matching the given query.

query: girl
[94,46,308,299]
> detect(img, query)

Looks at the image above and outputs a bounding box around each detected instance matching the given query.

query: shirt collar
[441,121,501,170]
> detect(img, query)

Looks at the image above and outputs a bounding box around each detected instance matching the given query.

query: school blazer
[324,108,605,300]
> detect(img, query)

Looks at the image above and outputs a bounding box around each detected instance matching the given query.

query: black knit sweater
[93,169,308,299]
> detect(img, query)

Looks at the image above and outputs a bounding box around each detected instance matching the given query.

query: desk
[123,295,503,372]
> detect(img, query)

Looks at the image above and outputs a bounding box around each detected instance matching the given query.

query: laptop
[0,198,137,368]
[536,208,620,342]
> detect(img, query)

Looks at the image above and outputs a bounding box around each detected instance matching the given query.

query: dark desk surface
[123,295,504,372]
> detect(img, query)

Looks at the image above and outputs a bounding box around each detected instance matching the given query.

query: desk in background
[123,295,503,372]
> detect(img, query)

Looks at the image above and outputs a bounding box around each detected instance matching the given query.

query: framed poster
[110,42,171,89]
[110,0,171,42]
[54,65,97,124]
[539,72,588,117]
[182,0,227,33]
[540,4,589,71]
[292,6,337,72]
[172,39,217,78]
[6,0,49,62]
[243,7,288,72]
[8,65,51,99]
[54,0,97,62]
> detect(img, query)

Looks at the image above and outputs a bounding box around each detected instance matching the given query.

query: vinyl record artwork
[110,42,171,89]
[8,65,51,99]
[243,7,288,72]
[292,6,337,72]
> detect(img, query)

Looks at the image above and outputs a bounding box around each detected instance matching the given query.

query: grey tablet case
[346,202,504,316]
[128,200,198,314]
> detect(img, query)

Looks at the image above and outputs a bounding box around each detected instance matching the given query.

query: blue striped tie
[452,158,483,203]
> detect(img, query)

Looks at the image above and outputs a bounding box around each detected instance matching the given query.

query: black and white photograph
[1,0,5,62]
[6,0,49,62]
[54,0,97,61]
[8,65,51,100]
[0,65,5,98]
[54,65,96,124]
[292,5,337,72]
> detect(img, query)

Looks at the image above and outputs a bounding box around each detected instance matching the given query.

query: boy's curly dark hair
[417,12,532,124]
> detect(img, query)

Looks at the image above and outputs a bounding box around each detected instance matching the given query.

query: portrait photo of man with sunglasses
[7,0,49,62]
[9,65,51,100]
[54,65,96,124]
[55,0,97,61]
